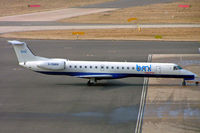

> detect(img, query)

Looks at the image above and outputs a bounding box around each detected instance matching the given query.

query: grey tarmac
[0,38,199,133]
[82,0,177,8]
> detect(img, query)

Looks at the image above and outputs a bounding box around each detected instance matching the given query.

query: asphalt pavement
[0,38,199,133]
[81,0,177,8]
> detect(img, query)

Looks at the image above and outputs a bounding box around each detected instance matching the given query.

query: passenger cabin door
[156,66,161,74]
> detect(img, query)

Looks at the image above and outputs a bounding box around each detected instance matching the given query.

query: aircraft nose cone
[182,69,197,80]
[194,73,199,78]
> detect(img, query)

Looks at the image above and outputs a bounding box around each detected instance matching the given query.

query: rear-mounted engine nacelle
[37,60,65,70]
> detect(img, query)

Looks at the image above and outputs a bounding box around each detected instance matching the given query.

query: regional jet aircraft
[8,40,197,85]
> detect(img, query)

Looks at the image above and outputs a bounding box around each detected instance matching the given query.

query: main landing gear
[87,78,97,86]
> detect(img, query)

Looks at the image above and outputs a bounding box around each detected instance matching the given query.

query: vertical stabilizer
[8,40,37,63]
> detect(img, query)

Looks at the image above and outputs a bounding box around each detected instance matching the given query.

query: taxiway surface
[82,0,176,8]
[0,39,199,133]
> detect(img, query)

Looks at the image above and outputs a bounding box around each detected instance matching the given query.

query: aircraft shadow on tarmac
[55,80,143,88]
[55,79,184,88]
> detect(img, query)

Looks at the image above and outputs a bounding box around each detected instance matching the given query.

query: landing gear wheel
[87,78,97,86]
[87,80,92,86]
[195,82,199,86]
[182,80,186,86]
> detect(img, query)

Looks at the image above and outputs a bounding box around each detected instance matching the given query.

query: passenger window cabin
[69,64,136,71]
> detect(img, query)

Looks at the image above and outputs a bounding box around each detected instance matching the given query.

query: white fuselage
[8,40,197,84]
[23,59,196,80]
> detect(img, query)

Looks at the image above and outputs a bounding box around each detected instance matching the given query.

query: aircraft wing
[75,74,113,79]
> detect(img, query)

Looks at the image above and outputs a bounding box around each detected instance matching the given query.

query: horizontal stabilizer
[8,40,25,45]
[75,75,113,78]
[8,40,46,63]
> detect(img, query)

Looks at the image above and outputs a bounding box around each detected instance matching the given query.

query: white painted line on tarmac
[0,8,117,21]
[135,54,152,133]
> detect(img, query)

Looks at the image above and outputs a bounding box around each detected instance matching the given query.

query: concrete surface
[142,54,200,133]
[1,22,199,27]
[1,24,200,34]
[0,8,116,21]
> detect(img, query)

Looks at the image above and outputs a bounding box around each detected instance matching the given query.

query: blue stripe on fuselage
[35,71,195,80]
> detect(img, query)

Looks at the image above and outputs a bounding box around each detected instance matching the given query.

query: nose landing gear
[182,79,200,86]
[182,80,186,86]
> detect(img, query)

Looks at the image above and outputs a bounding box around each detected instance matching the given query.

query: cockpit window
[173,65,183,70]
[177,66,183,69]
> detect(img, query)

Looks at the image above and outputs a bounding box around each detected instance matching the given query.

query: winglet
[8,40,25,45]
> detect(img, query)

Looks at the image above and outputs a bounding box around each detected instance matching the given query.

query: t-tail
[8,40,47,65]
